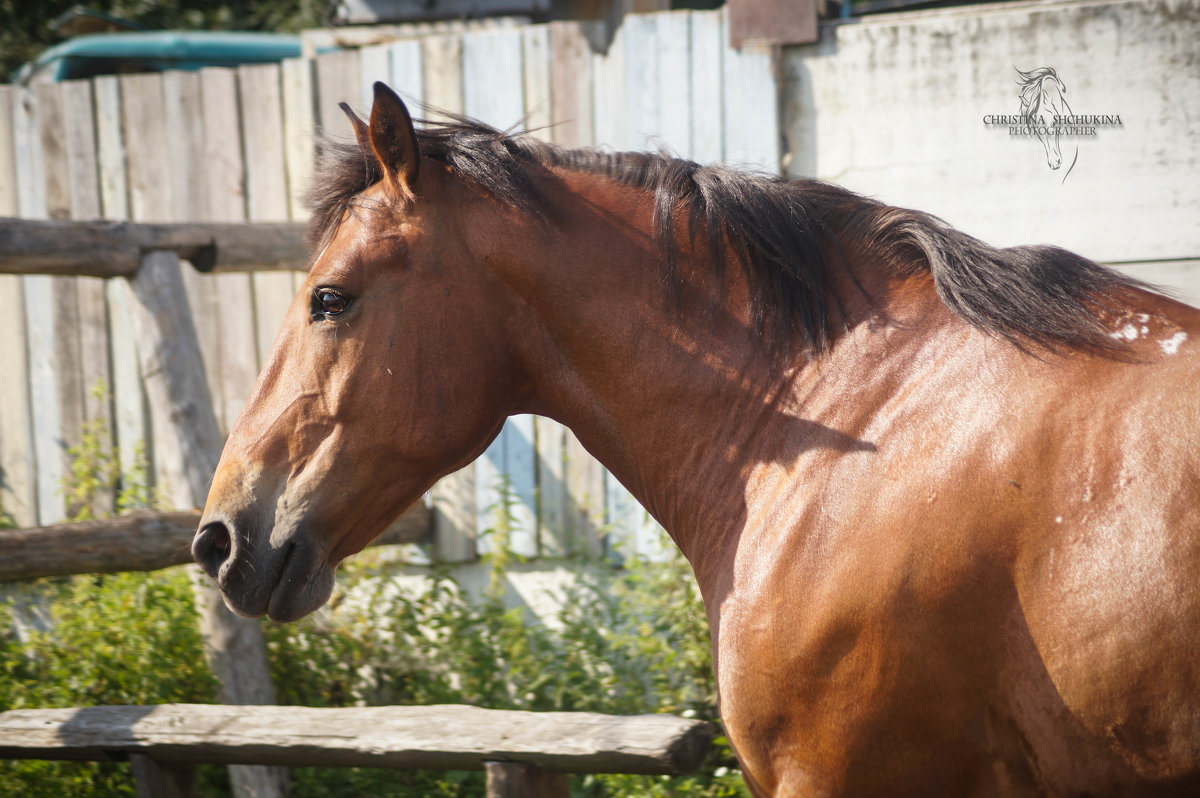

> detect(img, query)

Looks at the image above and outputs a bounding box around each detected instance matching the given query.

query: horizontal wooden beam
[0,218,309,277]
[0,704,713,775]
[0,505,431,583]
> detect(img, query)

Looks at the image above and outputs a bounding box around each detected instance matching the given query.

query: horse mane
[306,114,1138,356]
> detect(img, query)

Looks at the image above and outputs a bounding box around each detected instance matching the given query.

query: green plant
[0,381,196,795]
[114,439,165,514]
[61,384,120,522]
[0,495,16,529]
[263,543,749,798]
[60,383,166,522]
[0,569,227,796]
[17,402,747,796]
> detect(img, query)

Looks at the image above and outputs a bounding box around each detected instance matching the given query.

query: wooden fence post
[484,761,570,798]
[126,249,287,798]
[130,754,197,798]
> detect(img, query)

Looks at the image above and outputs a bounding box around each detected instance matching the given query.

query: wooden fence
[0,703,712,798]
[0,7,779,564]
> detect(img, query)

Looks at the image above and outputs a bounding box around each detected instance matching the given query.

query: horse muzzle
[193,514,335,623]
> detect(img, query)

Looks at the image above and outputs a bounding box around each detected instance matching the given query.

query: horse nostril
[193,522,233,579]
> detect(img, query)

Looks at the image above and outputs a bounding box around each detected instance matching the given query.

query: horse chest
[708,517,1032,795]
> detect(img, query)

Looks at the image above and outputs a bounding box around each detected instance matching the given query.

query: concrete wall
[782,0,1200,302]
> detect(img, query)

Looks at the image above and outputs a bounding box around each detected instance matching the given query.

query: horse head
[193,83,522,621]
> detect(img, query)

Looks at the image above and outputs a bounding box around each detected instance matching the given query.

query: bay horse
[195,82,1200,796]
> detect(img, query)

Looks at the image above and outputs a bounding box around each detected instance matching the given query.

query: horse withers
[194,82,1200,796]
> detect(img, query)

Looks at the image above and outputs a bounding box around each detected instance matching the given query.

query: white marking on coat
[1160,331,1188,355]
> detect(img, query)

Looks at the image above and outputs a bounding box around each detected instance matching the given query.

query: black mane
[307,115,1138,355]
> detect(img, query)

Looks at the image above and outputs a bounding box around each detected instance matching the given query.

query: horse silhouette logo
[1015,66,1079,180]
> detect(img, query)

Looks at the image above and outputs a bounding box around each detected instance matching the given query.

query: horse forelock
[305,112,1141,357]
[304,135,384,254]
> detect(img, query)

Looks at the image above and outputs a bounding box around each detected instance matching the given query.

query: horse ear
[339,102,371,156]
[369,82,420,197]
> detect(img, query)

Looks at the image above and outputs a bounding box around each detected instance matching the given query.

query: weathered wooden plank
[114,166,202,504]
[19,274,63,525]
[126,251,223,511]
[476,416,538,559]
[200,70,246,224]
[507,414,539,558]
[463,27,526,131]
[13,88,46,220]
[0,704,713,775]
[37,82,71,220]
[548,22,595,147]
[315,49,362,132]
[281,57,316,225]
[0,510,199,580]
[474,445,501,559]
[564,433,605,558]
[0,87,19,215]
[36,82,86,523]
[432,461,477,563]
[62,78,115,518]
[36,85,87,479]
[689,10,724,165]
[0,85,37,527]
[388,39,424,108]
[0,503,431,583]
[728,0,817,47]
[239,64,297,370]
[163,70,224,451]
[15,85,64,525]
[93,76,128,219]
[200,68,257,434]
[622,13,661,152]
[655,11,693,159]
[94,75,147,490]
[161,71,209,230]
[120,74,169,223]
[62,82,103,214]
[120,70,177,497]
[534,417,569,557]
[421,35,464,119]
[720,7,780,172]
[485,761,569,798]
[522,26,553,136]
[0,218,309,276]
[359,43,392,109]
[591,20,627,150]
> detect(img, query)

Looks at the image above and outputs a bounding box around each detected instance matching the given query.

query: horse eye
[312,288,351,319]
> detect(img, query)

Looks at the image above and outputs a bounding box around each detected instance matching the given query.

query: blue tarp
[18,31,303,83]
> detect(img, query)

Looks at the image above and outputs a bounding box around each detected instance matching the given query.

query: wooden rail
[0,217,309,277]
[0,704,713,798]
[0,505,431,583]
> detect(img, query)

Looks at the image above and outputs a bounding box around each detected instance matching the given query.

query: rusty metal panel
[728,0,818,47]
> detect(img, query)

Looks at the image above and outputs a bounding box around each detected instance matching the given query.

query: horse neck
[477,169,941,591]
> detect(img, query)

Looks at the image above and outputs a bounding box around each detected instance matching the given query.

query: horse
[194,82,1200,796]
[1016,66,1077,177]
